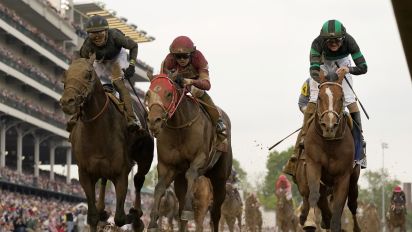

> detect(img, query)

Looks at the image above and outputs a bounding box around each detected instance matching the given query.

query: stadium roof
[74,2,155,43]
[392,0,412,80]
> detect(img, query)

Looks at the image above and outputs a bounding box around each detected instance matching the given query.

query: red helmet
[394,186,402,193]
[169,36,196,54]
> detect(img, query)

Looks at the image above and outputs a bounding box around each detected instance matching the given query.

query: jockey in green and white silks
[283,19,368,177]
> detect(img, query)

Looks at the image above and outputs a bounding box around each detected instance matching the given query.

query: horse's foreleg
[304,161,321,230]
[113,172,129,227]
[330,174,350,232]
[237,211,242,232]
[347,166,361,232]
[148,163,175,231]
[78,170,99,232]
[182,153,207,220]
[318,184,331,229]
[96,178,109,222]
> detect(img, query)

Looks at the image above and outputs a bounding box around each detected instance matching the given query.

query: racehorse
[358,202,380,232]
[245,193,262,232]
[275,190,297,232]
[144,73,232,232]
[220,183,243,232]
[59,56,154,232]
[294,70,361,232]
[159,186,179,231]
[387,193,406,232]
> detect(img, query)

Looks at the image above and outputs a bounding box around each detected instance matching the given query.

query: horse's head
[316,69,345,138]
[59,55,98,115]
[144,73,180,137]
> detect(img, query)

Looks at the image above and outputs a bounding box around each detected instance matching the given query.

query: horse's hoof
[132,219,145,232]
[181,210,194,221]
[99,210,110,222]
[303,227,316,232]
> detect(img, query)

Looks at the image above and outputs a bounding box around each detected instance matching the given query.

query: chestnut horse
[220,183,243,232]
[145,74,232,232]
[276,191,297,232]
[59,56,154,232]
[245,193,262,232]
[387,193,406,232]
[295,70,361,232]
[159,186,179,231]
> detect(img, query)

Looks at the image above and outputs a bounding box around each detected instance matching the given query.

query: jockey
[161,36,226,136]
[283,78,310,176]
[66,15,142,132]
[391,186,406,207]
[275,174,292,202]
[285,20,368,175]
[227,168,242,203]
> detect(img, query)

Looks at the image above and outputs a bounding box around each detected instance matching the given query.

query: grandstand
[0,0,154,202]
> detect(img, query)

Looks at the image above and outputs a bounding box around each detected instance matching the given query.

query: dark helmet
[85,15,109,33]
[169,36,196,54]
[320,19,346,39]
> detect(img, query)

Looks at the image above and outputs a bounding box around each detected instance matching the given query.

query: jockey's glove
[123,64,135,79]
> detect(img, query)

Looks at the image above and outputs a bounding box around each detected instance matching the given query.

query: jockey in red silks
[275,174,292,201]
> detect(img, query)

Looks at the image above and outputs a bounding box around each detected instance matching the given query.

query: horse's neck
[168,95,199,126]
[82,82,108,122]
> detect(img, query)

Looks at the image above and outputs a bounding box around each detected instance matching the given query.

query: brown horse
[387,194,406,232]
[220,183,243,232]
[275,190,297,232]
[145,74,232,232]
[59,56,154,232]
[159,186,179,231]
[358,202,380,232]
[294,70,361,232]
[245,193,262,232]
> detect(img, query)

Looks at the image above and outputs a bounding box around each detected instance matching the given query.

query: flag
[382,142,388,149]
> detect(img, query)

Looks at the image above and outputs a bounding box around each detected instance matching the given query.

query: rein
[82,93,110,123]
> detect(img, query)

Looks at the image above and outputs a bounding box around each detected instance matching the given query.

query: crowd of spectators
[0,166,84,197]
[0,47,64,93]
[0,87,67,128]
[0,2,72,63]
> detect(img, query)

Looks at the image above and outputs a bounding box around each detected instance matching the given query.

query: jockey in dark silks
[66,15,143,133]
[283,19,368,177]
[227,168,242,203]
[390,186,407,214]
[161,36,227,136]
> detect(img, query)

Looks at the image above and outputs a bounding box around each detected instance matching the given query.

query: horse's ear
[88,53,96,65]
[337,69,346,84]
[61,70,67,84]
[147,71,154,81]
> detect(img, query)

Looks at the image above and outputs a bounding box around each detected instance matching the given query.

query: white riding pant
[309,56,356,107]
[93,48,129,85]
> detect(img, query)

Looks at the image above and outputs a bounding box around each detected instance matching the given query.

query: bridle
[64,63,109,123]
[317,81,344,125]
[146,76,200,129]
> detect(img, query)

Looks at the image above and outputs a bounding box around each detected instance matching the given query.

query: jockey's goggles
[326,37,344,45]
[173,53,191,60]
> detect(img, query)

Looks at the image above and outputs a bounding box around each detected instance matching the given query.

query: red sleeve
[191,50,209,74]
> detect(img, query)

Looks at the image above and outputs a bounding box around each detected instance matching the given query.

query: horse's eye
[166,92,172,99]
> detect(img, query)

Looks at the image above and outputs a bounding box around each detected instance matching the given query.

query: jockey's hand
[336,66,349,76]
[182,78,195,86]
[123,64,135,79]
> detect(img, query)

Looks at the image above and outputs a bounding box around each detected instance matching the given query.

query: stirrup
[216,119,226,133]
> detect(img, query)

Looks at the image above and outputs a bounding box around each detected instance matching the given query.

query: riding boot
[66,113,79,132]
[112,78,143,132]
[199,92,227,135]
[282,130,302,177]
[350,111,367,169]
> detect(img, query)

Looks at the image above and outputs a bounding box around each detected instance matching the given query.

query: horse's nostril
[155,118,162,124]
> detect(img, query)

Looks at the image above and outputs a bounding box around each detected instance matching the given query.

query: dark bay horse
[59,56,154,232]
[159,186,179,231]
[245,193,262,232]
[144,74,232,232]
[276,191,297,232]
[220,183,243,232]
[387,194,406,232]
[295,70,361,232]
